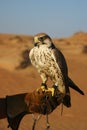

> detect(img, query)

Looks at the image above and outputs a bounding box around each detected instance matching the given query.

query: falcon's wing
[52,47,84,95]
[52,48,68,77]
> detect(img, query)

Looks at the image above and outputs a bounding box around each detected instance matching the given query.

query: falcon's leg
[40,73,55,96]
[40,73,48,89]
[53,82,66,94]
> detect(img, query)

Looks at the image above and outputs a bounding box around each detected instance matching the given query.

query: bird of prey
[29,33,84,107]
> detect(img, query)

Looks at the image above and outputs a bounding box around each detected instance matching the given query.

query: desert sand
[0,32,87,130]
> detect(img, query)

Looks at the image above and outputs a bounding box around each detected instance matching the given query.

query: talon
[48,87,55,96]
[41,83,47,89]
[41,86,46,91]
[36,84,47,92]
[37,85,55,96]
[41,87,55,96]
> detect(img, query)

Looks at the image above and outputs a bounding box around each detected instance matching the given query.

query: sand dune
[0,32,87,130]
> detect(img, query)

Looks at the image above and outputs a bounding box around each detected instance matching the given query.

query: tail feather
[68,77,84,95]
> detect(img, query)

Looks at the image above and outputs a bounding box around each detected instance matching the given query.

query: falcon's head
[33,33,55,49]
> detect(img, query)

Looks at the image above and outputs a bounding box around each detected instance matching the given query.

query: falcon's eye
[38,37,44,41]
[38,36,47,41]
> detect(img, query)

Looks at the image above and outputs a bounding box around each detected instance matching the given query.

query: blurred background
[0,1,87,130]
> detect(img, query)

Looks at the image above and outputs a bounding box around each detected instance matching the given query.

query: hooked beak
[34,37,40,47]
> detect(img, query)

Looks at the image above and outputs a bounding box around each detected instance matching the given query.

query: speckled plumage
[29,44,66,93]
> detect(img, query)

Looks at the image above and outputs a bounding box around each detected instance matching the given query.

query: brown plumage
[29,33,84,107]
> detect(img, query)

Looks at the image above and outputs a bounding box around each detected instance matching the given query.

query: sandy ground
[0,32,87,130]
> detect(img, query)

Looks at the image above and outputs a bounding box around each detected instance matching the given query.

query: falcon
[29,33,84,107]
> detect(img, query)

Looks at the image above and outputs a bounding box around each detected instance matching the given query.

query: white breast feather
[29,46,65,93]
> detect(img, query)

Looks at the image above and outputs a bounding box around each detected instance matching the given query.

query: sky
[0,0,87,38]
